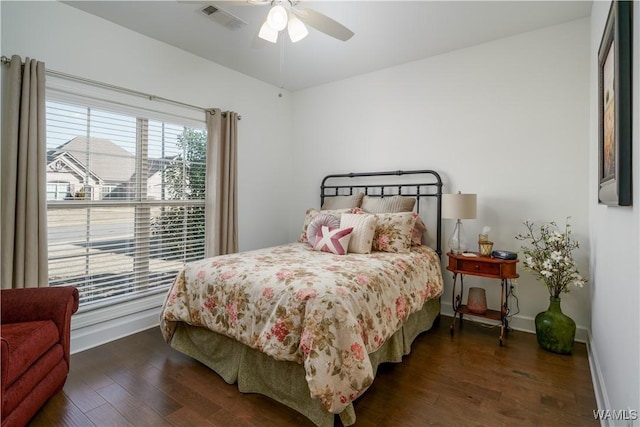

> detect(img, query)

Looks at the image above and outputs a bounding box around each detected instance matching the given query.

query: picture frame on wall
[598,0,632,206]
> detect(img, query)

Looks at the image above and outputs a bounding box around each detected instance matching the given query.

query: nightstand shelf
[446,252,519,346]
[455,305,503,322]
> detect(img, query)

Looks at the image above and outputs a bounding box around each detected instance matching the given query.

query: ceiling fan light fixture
[258,21,279,43]
[287,15,308,43]
[266,5,288,31]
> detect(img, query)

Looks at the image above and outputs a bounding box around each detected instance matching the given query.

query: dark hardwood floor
[29,316,598,426]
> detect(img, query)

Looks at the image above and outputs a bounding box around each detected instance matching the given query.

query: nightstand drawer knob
[475,264,480,270]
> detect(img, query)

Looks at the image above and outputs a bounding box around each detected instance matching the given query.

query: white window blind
[46,94,207,310]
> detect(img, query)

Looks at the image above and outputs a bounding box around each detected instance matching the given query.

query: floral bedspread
[160,242,443,414]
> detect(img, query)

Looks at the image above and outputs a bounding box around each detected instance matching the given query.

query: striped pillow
[340,213,378,254]
[361,195,416,214]
[321,193,364,210]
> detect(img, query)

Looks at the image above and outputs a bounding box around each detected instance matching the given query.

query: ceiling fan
[222,0,355,43]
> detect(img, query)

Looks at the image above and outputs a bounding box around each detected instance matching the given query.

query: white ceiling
[64,1,592,91]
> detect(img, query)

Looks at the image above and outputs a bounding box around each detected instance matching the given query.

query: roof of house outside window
[47,137,135,182]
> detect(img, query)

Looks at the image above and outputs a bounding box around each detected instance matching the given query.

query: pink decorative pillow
[306,213,340,246]
[313,226,353,255]
[299,208,352,243]
[372,212,417,253]
[412,214,427,246]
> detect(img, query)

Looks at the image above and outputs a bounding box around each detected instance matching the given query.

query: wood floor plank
[28,392,94,427]
[60,375,108,414]
[94,381,170,426]
[106,367,184,418]
[83,403,132,427]
[133,364,223,420]
[164,406,217,427]
[28,316,598,426]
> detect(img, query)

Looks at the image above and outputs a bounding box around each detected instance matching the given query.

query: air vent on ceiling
[202,5,218,15]
[201,4,247,31]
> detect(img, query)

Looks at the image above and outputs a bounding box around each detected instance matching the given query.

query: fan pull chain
[278,36,285,97]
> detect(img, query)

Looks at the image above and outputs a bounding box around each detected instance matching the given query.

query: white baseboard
[584,332,637,427]
[70,293,165,354]
[440,301,589,343]
[586,330,609,427]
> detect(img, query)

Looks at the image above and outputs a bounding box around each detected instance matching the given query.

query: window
[46,96,207,309]
[47,181,70,200]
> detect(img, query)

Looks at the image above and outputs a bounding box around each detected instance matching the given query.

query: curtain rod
[0,55,240,120]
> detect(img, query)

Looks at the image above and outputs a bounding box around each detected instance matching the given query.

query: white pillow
[340,213,378,254]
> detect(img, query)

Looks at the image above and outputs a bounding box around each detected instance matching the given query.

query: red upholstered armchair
[1,286,79,427]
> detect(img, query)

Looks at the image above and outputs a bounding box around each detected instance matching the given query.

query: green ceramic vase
[535,296,576,355]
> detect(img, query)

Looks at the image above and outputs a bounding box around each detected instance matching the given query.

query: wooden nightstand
[446,252,519,346]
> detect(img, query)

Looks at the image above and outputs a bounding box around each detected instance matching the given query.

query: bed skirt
[168,297,440,427]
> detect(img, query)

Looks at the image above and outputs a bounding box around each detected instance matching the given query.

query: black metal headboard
[320,169,443,256]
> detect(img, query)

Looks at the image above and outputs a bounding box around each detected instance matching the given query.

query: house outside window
[46,96,207,309]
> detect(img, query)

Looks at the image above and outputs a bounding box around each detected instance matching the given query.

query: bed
[160,169,444,426]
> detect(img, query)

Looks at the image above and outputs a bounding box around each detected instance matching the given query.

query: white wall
[291,19,592,339]
[1,0,294,352]
[589,1,640,420]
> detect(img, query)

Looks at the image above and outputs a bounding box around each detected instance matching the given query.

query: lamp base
[448,219,469,254]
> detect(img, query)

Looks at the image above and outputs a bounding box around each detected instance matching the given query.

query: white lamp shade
[258,21,279,43]
[267,5,288,31]
[442,193,477,219]
[287,15,308,43]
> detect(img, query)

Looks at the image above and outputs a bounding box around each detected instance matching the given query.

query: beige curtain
[1,55,48,289]
[205,109,239,257]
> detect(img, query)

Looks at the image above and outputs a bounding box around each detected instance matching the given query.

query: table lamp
[442,191,477,254]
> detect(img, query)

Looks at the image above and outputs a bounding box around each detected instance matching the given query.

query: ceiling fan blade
[292,8,354,41]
